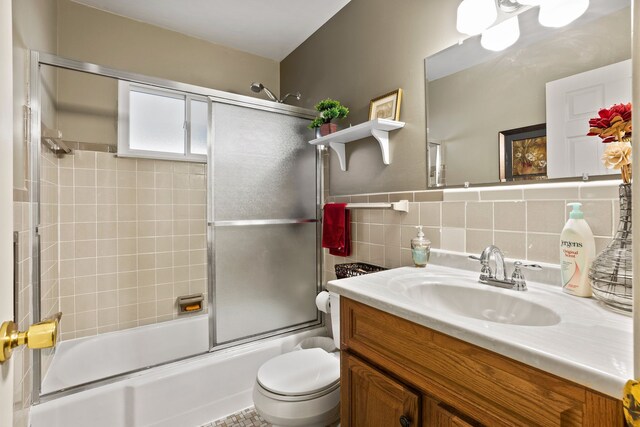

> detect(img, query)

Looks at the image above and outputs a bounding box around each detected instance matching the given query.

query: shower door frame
[29,51,323,403]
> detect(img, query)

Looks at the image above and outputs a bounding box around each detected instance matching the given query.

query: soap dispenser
[411,226,431,268]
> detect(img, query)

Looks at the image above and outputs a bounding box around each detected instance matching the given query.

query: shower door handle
[0,312,62,363]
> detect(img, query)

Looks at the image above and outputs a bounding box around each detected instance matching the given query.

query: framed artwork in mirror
[499,124,548,182]
[369,89,402,121]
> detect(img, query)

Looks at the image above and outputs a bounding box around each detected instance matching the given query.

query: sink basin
[391,276,561,326]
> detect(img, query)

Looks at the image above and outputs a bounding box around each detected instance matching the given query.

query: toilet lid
[257,348,340,396]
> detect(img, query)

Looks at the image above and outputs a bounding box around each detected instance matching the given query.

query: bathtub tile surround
[40,147,61,321]
[324,181,619,283]
[12,144,60,424]
[40,147,61,382]
[58,151,207,340]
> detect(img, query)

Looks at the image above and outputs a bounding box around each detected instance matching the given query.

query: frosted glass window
[190,99,208,155]
[118,82,208,161]
[129,89,185,153]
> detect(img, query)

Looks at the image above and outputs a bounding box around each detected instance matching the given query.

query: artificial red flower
[587,103,633,183]
[587,103,632,142]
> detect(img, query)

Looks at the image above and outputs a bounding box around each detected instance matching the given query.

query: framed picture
[499,124,547,182]
[369,89,403,121]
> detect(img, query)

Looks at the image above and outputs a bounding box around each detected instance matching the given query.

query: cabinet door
[342,353,420,427]
[424,397,481,427]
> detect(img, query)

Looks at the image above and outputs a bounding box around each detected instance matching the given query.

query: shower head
[249,82,279,102]
[281,92,302,103]
[249,82,301,104]
[250,82,263,93]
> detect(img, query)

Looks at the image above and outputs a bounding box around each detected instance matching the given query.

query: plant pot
[320,123,337,137]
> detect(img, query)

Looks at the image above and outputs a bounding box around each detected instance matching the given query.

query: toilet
[253,292,341,427]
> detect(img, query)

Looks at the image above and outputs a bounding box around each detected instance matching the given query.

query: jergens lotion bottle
[560,203,596,297]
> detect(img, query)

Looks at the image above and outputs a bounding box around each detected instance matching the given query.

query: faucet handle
[511,262,528,291]
[510,262,542,291]
[520,263,543,270]
[469,254,492,280]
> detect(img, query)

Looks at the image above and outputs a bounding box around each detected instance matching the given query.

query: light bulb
[456,0,498,36]
[538,0,589,28]
[481,16,521,51]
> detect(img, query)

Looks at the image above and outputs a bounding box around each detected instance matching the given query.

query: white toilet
[253,292,341,427]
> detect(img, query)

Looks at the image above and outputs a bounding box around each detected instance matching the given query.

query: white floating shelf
[308,118,405,171]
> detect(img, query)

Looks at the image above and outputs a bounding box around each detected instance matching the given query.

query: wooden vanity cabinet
[339,297,624,427]
[342,353,419,426]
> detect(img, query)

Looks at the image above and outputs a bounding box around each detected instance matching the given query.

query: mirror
[425,0,631,187]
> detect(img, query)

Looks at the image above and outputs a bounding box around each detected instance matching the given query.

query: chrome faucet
[469,245,542,291]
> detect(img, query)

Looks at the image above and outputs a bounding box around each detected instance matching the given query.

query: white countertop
[327,265,632,399]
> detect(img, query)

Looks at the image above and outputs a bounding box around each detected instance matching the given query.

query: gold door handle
[0,312,62,363]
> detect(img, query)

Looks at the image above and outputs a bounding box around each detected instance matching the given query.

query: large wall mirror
[425,0,631,188]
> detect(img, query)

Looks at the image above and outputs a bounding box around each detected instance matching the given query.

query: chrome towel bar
[324,200,409,213]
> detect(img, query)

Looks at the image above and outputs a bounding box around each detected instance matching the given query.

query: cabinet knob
[399,415,411,427]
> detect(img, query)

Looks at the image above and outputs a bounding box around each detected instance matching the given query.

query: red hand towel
[322,203,351,257]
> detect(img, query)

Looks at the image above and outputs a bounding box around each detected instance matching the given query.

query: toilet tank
[329,293,340,349]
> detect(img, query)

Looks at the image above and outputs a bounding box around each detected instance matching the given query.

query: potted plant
[309,99,349,137]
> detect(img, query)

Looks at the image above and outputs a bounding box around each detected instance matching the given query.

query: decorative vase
[589,183,633,313]
[320,123,337,137]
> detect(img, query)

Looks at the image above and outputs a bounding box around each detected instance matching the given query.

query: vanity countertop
[327,264,632,399]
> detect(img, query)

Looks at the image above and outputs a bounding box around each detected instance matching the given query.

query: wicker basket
[335,263,387,279]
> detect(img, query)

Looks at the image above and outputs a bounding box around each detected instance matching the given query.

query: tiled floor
[201,407,270,427]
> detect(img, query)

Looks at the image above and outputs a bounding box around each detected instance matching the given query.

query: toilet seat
[256,348,340,399]
[255,380,339,403]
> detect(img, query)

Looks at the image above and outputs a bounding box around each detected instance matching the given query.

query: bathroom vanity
[327,265,631,426]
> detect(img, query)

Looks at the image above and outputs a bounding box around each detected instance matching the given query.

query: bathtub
[33,319,325,427]
[42,315,210,394]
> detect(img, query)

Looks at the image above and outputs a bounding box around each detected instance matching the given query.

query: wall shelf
[308,118,405,171]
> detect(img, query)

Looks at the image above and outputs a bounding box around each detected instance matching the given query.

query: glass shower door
[210,101,320,346]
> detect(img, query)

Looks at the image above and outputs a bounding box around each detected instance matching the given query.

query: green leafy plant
[308,99,349,129]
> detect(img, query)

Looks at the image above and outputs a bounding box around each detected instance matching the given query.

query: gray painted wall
[280,0,459,195]
[12,0,58,192]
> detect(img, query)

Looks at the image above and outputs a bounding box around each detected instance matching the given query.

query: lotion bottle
[560,203,595,297]
[411,226,431,268]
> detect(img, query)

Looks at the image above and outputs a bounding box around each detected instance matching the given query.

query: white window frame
[118,81,208,162]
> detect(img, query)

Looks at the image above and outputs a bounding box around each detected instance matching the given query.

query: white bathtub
[42,315,210,394]
[33,320,325,427]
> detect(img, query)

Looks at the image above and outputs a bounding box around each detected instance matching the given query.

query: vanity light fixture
[457,0,590,51]
[538,0,590,28]
[456,0,498,36]
[481,15,520,51]
[495,0,523,13]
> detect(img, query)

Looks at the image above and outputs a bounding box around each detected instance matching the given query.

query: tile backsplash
[323,182,620,283]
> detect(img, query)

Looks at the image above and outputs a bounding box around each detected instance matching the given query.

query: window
[118,82,208,162]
